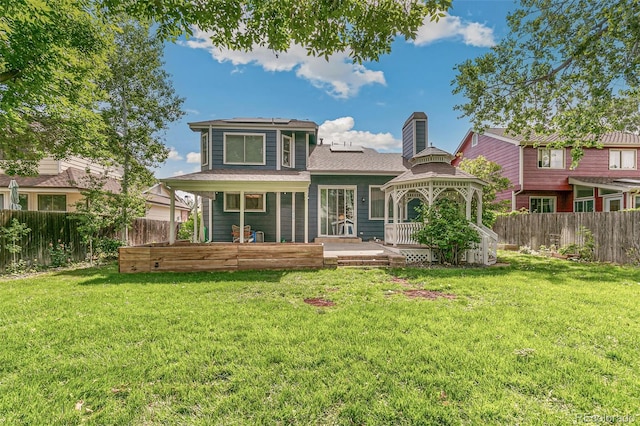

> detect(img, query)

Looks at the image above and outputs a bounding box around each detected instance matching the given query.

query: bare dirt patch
[403,290,456,300]
[391,277,412,287]
[304,298,335,307]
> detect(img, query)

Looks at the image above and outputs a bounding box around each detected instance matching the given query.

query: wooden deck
[119,241,325,273]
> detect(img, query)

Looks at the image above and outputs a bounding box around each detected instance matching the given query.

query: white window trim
[609,149,636,170]
[201,132,209,167]
[369,185,384,220]
[317,185,358,237]
[223,132,266,165]
[537,148,564,169]
[471,133,478,147]
[603,195,624,212]
[633,195,640,209]
[223,192,266,212]
[573,198,594,212]
[529,196,557,213]
[282,134,294,168]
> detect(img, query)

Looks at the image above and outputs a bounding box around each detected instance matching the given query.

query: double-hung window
[538,148,564,168]
[471,133,478,147]
[201,133,209,167]
[224,133,265,165]
[609,149,636,170]
[530,197,556,213]
[369,186,385,220]
[573,186,594,212]
[282,135,293,168]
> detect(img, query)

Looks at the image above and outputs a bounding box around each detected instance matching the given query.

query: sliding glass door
[319,186,356,236]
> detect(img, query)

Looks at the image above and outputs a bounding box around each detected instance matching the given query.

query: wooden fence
[0,210,179,271]
[493,211,640,264]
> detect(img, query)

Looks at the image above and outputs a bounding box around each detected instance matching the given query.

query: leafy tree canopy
[458,155,511,226]
[453,0,640,166]
[104,0,452,62]
[1,0,451,174]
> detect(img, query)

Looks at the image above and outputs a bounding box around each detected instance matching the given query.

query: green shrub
[412,198,480,266]
[48,240,72,267]
[95,238,125,260]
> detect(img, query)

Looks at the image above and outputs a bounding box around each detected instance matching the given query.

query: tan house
[0,156,190,221]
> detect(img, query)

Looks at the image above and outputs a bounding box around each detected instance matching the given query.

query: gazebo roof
[382,146,484,189]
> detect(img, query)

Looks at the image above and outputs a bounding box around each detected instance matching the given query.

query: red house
[453,129,640,213]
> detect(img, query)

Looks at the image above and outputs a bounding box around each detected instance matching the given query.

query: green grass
[1,252,639,425]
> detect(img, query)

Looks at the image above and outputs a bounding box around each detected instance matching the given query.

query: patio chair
[232,224,255,243]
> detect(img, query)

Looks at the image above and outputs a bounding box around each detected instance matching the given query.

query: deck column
[291,192,296,242]
[169,188,176,245]
[304,190,309,243]
[276,191,281,243]
[193,195,198,243]
[239,190,245,243]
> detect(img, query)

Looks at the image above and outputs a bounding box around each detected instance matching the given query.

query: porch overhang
[160,169,311,197]
[568,177,640,193]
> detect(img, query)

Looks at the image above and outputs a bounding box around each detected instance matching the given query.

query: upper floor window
[609,149,636,170]
[471,133,478,147]
[530,196,555,213]
[538,148,564,169]
[201,133,209,166]
[282,135,293,168]
[224,133,265,165]
[38,194,66,212]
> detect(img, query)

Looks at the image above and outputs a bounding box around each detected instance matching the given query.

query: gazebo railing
[384,222,421,245]
[469,223,498,265]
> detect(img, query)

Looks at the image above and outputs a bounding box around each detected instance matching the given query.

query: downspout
[512,144,524,211]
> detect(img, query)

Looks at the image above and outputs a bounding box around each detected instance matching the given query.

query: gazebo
[381,146,498,265]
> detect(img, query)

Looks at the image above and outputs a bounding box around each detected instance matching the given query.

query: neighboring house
[0,157,189,221]
[144,183,190,222]
[160,112,497,265]
[453,129,640,213]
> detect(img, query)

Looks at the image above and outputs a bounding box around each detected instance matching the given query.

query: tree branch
[0,69,21,83]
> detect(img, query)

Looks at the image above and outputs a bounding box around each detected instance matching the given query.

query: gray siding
[210,192,277,242]
[402,123,414,160]
[415,120,427,153]
[309,175,397,241]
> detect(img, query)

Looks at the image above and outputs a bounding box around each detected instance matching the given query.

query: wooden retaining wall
[119,242,325,273]
[493,211,640,264]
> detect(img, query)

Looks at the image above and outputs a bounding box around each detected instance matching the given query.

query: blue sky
[157,0,517,178]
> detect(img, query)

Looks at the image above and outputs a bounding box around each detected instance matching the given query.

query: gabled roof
[188,117,317,131]
[143,183,191,210]
[308,144,408,174]
[0,168,121,193]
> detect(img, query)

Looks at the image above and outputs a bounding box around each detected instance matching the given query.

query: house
[143,183,191,223]
[453,129,640,213]
[161,112,498,265]
[0,156,190,221]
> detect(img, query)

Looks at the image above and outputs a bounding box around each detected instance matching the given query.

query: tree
[103,0,452,63]
[0,0,112,175]
[0,218,32,270]
[412,198,480,266]
[99,19,184,238]
[453,0,640,166]
[2,0,452,174]
[458,155,511,226]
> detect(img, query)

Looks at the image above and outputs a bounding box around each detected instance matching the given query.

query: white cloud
[168,148,183,161]
[184,108,200,115]
[318,117,401,152]
[186,152,201,164]
[412,13,495,47]
[183,29,385,99]
[172,170,185,176]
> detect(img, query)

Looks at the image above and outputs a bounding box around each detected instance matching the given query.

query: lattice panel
[400,249,436,264]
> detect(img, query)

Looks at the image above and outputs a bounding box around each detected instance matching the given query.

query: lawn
[1,252,639,425]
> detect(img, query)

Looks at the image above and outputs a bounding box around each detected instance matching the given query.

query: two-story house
[0,157,190,221]
[453,129,640,213]
[161,112,494,259]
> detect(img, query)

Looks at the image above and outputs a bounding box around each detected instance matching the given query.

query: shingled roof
[484,128,640,145]
[188,117,317,130]
[308,144,408,174]
[0,168,121,193]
